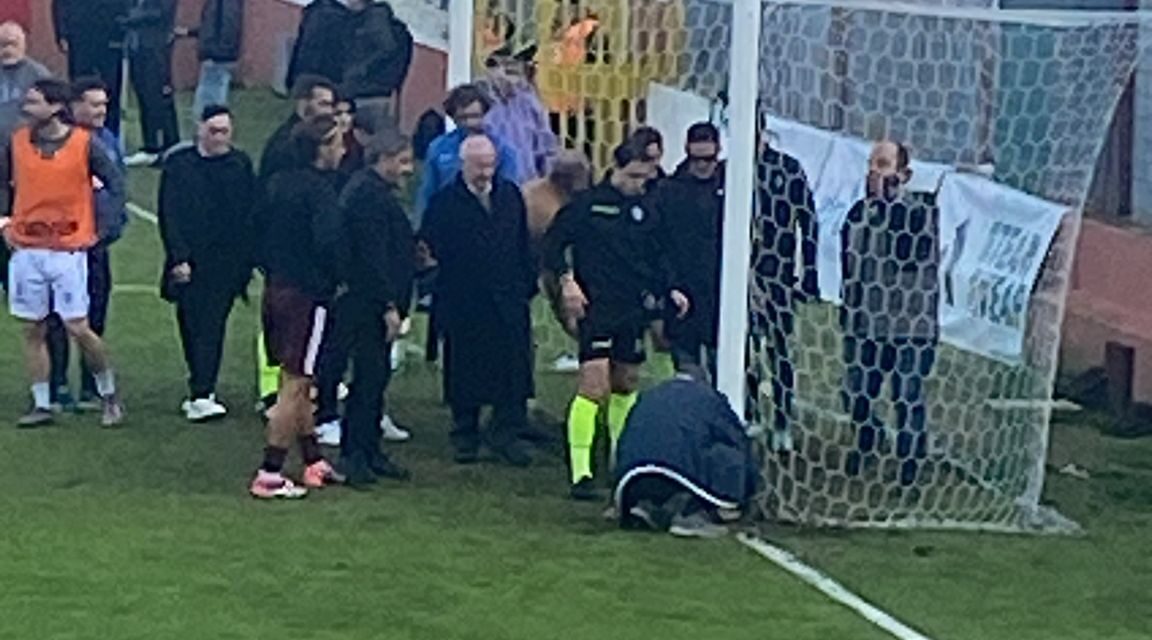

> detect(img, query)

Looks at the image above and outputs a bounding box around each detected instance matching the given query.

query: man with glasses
[650,122,725,381]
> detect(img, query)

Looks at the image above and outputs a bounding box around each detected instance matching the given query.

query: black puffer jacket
[342,2,414,99]
[195,0,245,63]
[286,0,353,89]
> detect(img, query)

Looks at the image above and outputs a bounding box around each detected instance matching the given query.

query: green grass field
[1,89,1149,639]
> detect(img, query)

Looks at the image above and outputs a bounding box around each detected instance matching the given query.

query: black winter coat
[195,0,245,63]
[421,176,537,407]
[652,161,725,346]
[341,3,414,99]
[338,167,416,315]
[286,0,352,90]
[157,146,256,301]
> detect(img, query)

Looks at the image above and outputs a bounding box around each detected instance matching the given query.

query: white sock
[94,369,116,398]
[31,383,51,410]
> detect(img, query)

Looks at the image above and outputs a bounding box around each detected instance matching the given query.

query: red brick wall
[26,0,449,133]
[0,0,32,29]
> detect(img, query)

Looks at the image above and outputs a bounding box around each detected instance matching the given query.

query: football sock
[261,446,288,474]
[567,395,599,484]
[257,333,279,399]
[94,369,116,398]
[607,392,638,453]
[31,382,51,410]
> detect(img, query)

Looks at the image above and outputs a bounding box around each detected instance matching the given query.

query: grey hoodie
[0,58,51,144]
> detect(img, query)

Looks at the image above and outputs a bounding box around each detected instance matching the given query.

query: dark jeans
[176,281,237,399]
[842,335,938,482]
[129,44,179,153]
[47,246,112,398]
[69,41,124,135]
[341,303,394,460]
[314,298,353,425]
[450,402,526,455]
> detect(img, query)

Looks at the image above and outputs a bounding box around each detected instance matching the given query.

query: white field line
[737,533,936,640]
[126,202,158,224]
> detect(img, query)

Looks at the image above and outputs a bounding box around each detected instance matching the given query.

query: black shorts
[578,316,647,365]
[262,282,327,377]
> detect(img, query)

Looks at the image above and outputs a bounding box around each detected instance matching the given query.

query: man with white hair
[421,134,537,467]
[0,21,48,145]
[0,20,49,296]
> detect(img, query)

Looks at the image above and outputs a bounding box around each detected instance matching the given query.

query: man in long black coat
[421,134,537,467]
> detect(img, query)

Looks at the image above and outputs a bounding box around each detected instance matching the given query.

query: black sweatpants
[175,281,237,400]
[68,41,125,136]
[341,302,394,461]
[129,44,179,153]
[47,246,112,399]
[313,298,354,425]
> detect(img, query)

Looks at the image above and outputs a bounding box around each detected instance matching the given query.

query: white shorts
[7,248,90,322]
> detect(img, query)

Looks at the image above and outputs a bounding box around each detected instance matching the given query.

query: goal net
[744,1,1143,532]
[460,0,1145,531]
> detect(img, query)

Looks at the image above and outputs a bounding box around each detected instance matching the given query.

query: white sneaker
[124,151,159,167]
[550,353,581,373]
[380,414,411,442]
[314,419,342,446]
[185,397,227,423]
[390,341,404,372]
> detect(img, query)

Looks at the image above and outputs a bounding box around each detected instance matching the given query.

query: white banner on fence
[644,83,1067,361]
[936,173,1067,361]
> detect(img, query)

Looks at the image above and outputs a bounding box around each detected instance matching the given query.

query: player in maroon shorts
[250,114,348,499]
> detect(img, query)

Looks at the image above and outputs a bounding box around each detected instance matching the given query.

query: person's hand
[384,308,403,342]
[560,274,587,323]
[57,39,68,54]
[173,26,191,37]
[171,262,192,283]
[415,240,438,269]
[669,289,690,319]
[92,176,105,191]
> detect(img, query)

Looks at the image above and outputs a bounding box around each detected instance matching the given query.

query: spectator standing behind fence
[341,0,413,131]
[286,0,354,92]
[477,53,558,184]
[176,0,245,128]
[158,106,256,423]
[839,141,940,488]
[121,0,180,167]
[52,1,129,135]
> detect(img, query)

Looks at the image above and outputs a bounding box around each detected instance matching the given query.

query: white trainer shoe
[124,151,159,167]
[314,419,342,446]
[380,414,411,442]
[185,397,227,423]
[550,353,581,373]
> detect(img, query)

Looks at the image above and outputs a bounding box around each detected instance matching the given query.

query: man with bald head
[421,134,537,467]
[0,22,49,145]
[523,150,590,371]
[839,140,940,487]
[0,21,50,295]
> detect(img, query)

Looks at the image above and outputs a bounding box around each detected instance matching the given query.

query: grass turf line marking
[737,533,936,640]
[127,202,159,224]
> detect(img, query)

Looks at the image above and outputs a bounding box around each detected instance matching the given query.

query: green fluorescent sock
[567,395,600,484]
[257,332,280,397]
[607,392,638,449]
